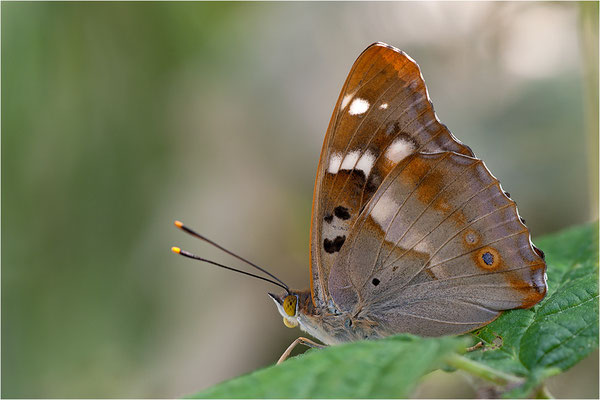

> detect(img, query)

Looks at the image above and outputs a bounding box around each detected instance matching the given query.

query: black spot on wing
[326,168,367,196]
[334,206,351,220]
[372,278,380,286]
[324,214,333,223]
[323,235,346,254]
[351,168,367,185]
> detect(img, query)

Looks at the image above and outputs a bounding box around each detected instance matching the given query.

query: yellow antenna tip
[171,246,181,254]
[174,220,183,228]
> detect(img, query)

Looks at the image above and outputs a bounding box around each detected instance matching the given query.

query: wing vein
[427,228,528,271]
[385,182,504,273]
[409,261,546,288]
[358,157,481,290]
[325,59,413,211]
[383,310,487,325]
[362,153,454,288]
[381,157,480,265]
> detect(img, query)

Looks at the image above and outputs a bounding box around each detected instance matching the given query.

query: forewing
[327,151,547,336]
[310,43,473,308]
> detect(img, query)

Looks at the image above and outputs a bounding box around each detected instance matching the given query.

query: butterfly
[173,42,547,364]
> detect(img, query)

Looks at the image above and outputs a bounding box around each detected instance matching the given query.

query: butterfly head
[269,291,300,328]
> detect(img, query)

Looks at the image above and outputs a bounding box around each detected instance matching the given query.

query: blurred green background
[2,2,598,398]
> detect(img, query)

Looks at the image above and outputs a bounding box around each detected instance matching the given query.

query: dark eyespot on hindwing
[324,214,333,223]
[323,235,346,254]
[334,206,350,220]
[482,252,494,266]
[372,278,380,286]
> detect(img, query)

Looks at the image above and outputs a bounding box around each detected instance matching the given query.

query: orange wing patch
[507,262,547,308]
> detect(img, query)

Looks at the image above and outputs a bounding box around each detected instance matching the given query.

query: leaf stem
[534,385,554,399]
[445,353,523,386]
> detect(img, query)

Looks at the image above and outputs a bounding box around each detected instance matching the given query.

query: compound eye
[283,295,297,317]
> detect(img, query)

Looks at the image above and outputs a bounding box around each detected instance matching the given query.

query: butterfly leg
[277,337,326,365]
[466,341,484,352]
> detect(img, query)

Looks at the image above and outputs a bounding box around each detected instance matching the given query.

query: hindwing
[327,151,546,336]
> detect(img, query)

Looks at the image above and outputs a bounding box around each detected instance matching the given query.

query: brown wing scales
[311,43,475,308]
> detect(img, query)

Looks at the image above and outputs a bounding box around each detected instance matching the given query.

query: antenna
[171,247,290,293]
[171,220,290,293]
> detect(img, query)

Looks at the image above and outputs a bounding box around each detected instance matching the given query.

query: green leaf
[468,222,599,397]
[191,335,468,398]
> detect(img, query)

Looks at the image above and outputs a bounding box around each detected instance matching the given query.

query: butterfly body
[270,42,546,345]
[271,290,388,344]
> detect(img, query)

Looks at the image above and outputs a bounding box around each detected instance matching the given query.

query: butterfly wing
[327,151,547,336]
[311,43,474,308]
